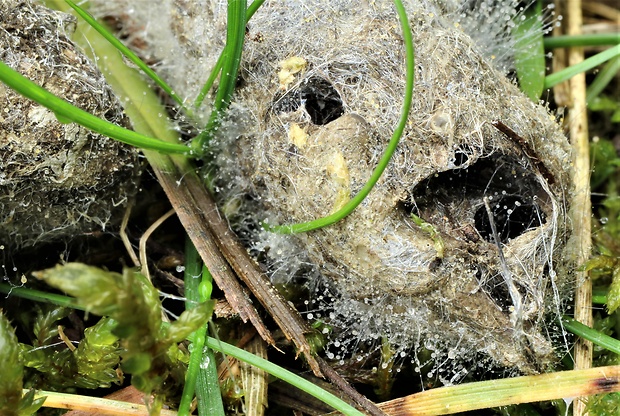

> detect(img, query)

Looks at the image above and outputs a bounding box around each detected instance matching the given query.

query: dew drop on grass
[200,355,210,369]
[563,397,574,416]
[176,265,185,272]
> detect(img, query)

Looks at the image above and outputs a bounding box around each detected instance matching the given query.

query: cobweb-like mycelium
[93,0,575,382]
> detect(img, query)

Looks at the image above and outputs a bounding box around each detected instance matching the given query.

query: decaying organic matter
[0,0,140,247]
[218,0,575,377]
[92,0,575,380]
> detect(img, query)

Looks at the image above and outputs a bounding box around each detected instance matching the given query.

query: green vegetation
[0,0,618,415]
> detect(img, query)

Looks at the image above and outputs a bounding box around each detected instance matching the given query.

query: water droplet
[562,397,574,416]
[200,355,211,369]
[600,217,608,225]
[176,265,185,273]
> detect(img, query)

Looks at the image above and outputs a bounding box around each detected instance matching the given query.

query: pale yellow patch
[288,123,308,148]
[326,151,351,212]
[278,56,307,89]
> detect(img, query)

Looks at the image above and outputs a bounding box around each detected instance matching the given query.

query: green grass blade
[0,284,85,311]
[265,0,415,234]
[586,55,620,103]
[191,0,247,152]
[563,317,620,355]
[192,0,266,109]
[544,33,620,49]
[0,61,189,154]
[544,44,620,90]
[192,53,225,111]
[205,336,365,416]
[62,0,190,115]
[179,240,224,416]
[512,0,545,101]
[592,288,608,305]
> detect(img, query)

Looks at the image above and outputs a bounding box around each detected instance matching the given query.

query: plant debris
[88,0,577,381]
[0,0,140,247]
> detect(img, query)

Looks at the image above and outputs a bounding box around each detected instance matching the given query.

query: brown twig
[181,168,322,376]
[149,153,274,345]
[150,152,323,376]
[317,357,387,416]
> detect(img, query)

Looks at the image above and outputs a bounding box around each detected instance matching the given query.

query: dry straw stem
[563,1,594,415]
[239,335,269,416]
[25,389,178,416]
[376,365,620,416]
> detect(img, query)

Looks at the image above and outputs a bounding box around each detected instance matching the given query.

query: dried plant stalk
[564,1,593,415]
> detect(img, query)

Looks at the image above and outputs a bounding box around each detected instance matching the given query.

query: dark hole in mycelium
[452,145,473,167]
[474,195,545,243]
[301,77,344,125]
[407,152,547,244]
[271,77,344,125]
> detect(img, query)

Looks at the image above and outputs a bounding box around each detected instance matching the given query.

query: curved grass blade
[0,61,190,154]
[192,0,267,109]
[513,0,545,101]
[62,0,191,116]
[265,0,415,234]
[205,336,365,416]
[544,44,620,90]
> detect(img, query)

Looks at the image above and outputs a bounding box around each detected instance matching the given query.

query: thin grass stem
[204,337,365,416]
[191,0,247,152]
[586,55,620,103]
[0,284,84,311]
[0,61,190,154]
[544,44,620,89]
[192,0,266,109]
[544,33,620,49]
[592,288,608,305]
[265,0,415,234]
[179,240,223,416]
[62,0,191,116]
[563,316,620,355]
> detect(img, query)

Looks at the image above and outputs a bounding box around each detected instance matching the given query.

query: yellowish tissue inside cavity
[278,56,307,89]
[288,123,308,148]
[326,151,351,212]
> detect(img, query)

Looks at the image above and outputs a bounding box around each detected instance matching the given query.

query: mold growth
[87,0,576,381]
[0,1,141,247]
[218,0,574,378]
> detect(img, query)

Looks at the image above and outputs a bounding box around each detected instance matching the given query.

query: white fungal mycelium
[90,0,575,382]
